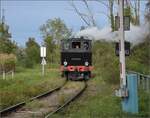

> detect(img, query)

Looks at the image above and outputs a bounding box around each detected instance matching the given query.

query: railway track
[0,80,67,117]
[0,80,87,118]
[45,81,87,118]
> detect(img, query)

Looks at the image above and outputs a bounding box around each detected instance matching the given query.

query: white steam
[76,22,149,46]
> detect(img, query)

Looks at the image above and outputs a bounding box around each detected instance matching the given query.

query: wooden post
[3,71,5,79]
[142,77,145,90]
[146,78,149,92]
[12,70,14,79]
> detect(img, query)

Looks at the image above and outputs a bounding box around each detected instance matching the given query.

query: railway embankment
[2,81,86,118]
[0,66,65,110]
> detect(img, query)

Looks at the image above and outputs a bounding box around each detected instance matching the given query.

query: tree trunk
[109,0,115,31]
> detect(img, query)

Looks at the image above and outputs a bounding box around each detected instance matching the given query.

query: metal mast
[119,0,126,89]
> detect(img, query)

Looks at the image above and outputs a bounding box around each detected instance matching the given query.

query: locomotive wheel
[84,75,89,80]
[84,72,91,80]
[65,72,69,80]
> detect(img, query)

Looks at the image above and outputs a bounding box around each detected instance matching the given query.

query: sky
[0,0,147,46]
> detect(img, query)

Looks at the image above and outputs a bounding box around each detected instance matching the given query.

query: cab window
[72,42,81,49]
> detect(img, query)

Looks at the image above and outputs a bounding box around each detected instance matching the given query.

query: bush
[0,53,17,72]
[92,41,119,84]
[126,37,150,74]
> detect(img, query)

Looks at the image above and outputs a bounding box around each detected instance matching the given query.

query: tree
[71,0,116,30]
[127,0,140,25]
[44,36,55,63]
[109,0,115,31]
[145,0,150,22]
[25,37,40,68]
[40,18,72,42]
[70,0,96,27]
[0,22,17,54]
[40,18,72,64]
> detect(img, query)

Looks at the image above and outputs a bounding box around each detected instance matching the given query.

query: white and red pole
[118,0,126,88]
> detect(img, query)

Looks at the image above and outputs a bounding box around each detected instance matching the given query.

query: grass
[51,70,150,118]
[0,64,65,110]
[51,75,122,118]
[58,81,85,105]
[22,81,85,116]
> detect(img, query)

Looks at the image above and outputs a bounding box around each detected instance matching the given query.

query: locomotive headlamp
[85,61,89,66]
[64,61,68,66]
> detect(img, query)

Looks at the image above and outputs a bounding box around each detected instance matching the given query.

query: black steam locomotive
[60,37,93,80]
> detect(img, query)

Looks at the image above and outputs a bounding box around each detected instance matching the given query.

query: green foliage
[40,18,72,40]
[124,6,132,16]
[92,39,150,84]
[124,6,140,26]
[25,37,40,68]
[0,53,17,72]
[0,23,17,54]
[0,66,64,109]
[40,18,71,64]
[15,47,27,67]
[109,0,115,31]
[126,37,150,74]
[138,89,150,117]
[110,14,115,31]
[44,36,56,63]
[92,41,119,84]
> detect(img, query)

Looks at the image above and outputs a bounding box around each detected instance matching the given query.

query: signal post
[40,46,46,76]
[115,0,138,114]
[115,0,128,98]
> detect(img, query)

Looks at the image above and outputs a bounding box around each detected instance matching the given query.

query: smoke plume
[76,22,149,46]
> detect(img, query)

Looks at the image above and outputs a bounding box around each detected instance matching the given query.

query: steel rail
[45,81,87,118]
[0,80,67,117]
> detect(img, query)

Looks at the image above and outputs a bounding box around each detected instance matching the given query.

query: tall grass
[0,64,64,110]
[0,53,17,72]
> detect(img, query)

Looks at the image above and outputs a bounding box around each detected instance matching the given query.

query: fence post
[3,71,5,79]
[144,77,147,90]
[12,70,14,79]
[142,77,144,90]
[122,73,138,114]
[137,74,140,85]
[146,78,149,93]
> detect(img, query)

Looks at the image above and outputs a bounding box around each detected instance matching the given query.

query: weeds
[0,65,64,110]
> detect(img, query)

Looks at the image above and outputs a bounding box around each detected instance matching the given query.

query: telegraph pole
[119,0,126,89]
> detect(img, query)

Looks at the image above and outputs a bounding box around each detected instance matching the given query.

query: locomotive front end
[60,38,93,80]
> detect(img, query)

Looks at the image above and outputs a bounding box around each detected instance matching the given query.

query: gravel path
[3,81,84,118]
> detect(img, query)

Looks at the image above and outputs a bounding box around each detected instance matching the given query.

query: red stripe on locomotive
[60,66,93,72]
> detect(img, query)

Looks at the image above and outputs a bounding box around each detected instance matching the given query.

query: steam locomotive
[60,37,93,80]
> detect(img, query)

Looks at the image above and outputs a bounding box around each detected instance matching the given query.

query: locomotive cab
[60,37,92,80]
